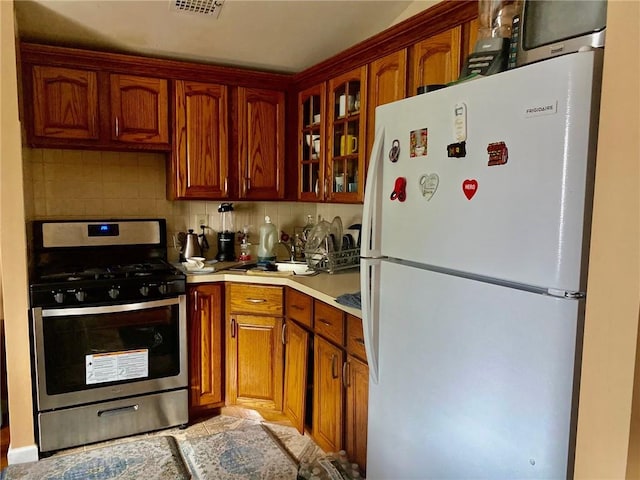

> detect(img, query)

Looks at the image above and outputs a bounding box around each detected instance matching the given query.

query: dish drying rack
[305,247,360,274]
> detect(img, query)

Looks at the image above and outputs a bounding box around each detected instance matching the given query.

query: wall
[0,0,38,463]
[573,0,640,478]
[22,148,362,262]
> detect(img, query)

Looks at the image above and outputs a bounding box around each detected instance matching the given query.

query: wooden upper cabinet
[32,66,99,140]
[169,80,229,200]
[110,74,169,144]
[297,83,326,202]
[366,49,408,159]
[409,26,463,96]
[237,87,285,200]
[327,66,367,203]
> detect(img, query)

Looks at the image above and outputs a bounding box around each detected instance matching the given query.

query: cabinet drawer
[228,284,283,315]
[346,315,367,362]
[314,301,344,346]
[286,289,313,328]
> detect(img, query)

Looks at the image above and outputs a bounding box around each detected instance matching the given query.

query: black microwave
[511,0,607,68]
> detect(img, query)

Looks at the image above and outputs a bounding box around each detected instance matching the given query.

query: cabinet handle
[230,318,236,338]
[343,361,351,388]
[318,318,331,326]
[355,337,365,345]
[246,298,267,304]
[324,179,328,200]
[331,354,338,379]
[246,177,251,191]
[114,116,120,138]
[224,177,228,193]
[281,322,287,345]
[193,291,198,312]
[291,304,304,310]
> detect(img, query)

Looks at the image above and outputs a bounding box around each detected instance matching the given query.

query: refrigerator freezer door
[374,51,602,293]
[367,261,581,479]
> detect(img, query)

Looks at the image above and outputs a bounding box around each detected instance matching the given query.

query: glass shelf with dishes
[327,67,367,203]
[298,83,326,201]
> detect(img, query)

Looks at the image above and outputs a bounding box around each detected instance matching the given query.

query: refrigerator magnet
[410,128,428,157]
[454,103,467,142]
[390,177,407,202]
[487,141,508,166]
[447,141,466,158]
[418,173,439,201]
[389,139,400,162]
[462,179,478,200]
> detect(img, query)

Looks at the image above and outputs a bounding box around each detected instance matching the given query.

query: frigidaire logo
[526,105,554,114]
[524,101,558,117]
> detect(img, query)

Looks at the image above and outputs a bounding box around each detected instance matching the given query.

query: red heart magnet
[462,179,478,200]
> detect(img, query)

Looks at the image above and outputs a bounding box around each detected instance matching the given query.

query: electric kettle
[177,229,200,261]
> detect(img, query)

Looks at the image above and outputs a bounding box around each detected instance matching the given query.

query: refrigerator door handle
[361,125,385,258]
[361,257,381,384]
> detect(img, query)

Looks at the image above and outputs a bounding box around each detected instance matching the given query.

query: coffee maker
[215,203,236,261]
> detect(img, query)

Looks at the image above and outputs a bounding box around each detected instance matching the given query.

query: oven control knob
[75,290,87,302]
[158,283,168,295]
[139,286,149,297]
[108,287,120,299]
[53,291,65,304]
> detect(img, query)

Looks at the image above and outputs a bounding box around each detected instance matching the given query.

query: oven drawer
[227,284,283,315]
[38,389,188,452]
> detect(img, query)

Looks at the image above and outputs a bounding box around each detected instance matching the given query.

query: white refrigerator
[360,50,603,479]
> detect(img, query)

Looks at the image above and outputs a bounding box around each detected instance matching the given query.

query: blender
[215,203,236,261]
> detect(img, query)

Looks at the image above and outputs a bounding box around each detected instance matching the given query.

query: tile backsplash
[22,148,362,262]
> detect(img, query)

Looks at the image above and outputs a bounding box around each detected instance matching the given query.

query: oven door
[32,296,187,411]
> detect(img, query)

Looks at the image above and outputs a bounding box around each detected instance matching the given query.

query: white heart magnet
[419,173,439,201]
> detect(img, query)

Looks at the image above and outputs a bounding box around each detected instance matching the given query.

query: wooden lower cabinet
[313,336,344,453]
[283,320,311,433]
[188,284,225,415]
[226,313,284,410]
[345,355,369,474]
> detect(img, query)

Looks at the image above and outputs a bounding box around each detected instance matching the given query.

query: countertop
[180,262,362,318]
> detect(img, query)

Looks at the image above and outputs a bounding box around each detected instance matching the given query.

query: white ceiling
[14,0,438,74]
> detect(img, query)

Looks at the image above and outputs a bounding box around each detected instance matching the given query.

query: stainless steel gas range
[29,219,188,453]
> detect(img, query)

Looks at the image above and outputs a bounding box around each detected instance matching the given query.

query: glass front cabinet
[298,84,326,201]
[327,67,367,203]
[297,67,367,203]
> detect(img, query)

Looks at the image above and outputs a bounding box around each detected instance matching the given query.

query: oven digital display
[88,223,119,236]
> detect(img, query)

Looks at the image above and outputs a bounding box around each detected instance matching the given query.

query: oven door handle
[41,297,182,317]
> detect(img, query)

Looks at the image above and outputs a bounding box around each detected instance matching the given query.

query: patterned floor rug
[179,423,298,479]
[0,415,324,480]
[0,435,189,480]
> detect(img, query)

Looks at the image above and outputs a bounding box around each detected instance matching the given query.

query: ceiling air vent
[170,0,225,18]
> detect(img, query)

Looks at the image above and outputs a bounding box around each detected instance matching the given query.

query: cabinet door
[283,320,310,434]
[409,26,463,95]
[313,336,344,452]
[227,314,284,410]
[188,284,224,410]
[32,66,99,140]
[297,84,326,202]
[366,49,407,160]
[170,80,229,199]
[345,355,369,475]
[110,74,169,144]
[238,87,285,199]
[327,67,367,203]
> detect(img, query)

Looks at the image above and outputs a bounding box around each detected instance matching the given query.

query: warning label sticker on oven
[86,349,149,385]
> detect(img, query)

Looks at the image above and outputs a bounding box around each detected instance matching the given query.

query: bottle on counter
[257,216,278,265]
